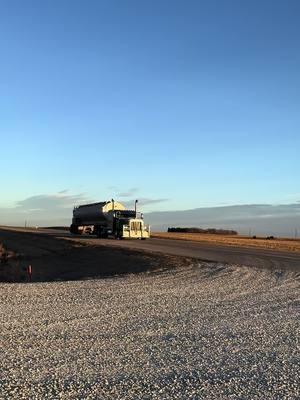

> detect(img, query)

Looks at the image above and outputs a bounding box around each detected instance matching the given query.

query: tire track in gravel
[1,262,299,399]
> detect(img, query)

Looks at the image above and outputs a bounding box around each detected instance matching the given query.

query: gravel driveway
[0,262,299,399]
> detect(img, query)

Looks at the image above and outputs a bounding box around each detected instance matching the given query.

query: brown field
[151,232,300,253]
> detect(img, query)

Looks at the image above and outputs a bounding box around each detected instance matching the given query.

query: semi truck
[70,200,150,239]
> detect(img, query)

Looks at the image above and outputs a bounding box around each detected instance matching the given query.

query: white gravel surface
[0,263,299,399]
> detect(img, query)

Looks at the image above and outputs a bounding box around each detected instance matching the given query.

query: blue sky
[1,0,300,220]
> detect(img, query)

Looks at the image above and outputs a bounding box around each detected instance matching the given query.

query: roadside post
[27,265,32,282]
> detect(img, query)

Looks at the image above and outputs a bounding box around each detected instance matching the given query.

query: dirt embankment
[152,232,300,253]
[0,229,184,283]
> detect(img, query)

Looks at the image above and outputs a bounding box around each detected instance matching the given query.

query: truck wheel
[70,224,79,234]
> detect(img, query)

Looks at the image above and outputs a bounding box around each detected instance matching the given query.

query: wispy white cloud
[0,191,94,226]
[122,198,169,208]
[117,187,139,197]
[147,203,300,236]
[2,194,300,236]
[15,191,91,210]
[0,191,169,226]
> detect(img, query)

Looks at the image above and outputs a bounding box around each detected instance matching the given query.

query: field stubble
[152,232,300,254]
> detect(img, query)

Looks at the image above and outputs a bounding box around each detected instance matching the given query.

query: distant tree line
[167,227,238,235]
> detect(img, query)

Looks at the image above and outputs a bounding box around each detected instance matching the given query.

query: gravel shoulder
[1,263,299,399]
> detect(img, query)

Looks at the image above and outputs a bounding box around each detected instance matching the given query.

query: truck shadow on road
[0,229,170,283]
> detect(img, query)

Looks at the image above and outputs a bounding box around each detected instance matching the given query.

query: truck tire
[70,224,79,234]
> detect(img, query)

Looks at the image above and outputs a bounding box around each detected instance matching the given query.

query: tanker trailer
[70,200,150,239]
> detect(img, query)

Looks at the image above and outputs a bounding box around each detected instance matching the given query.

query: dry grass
[151,232,300,253]
[0,242,24,282]
[0,242,8,261]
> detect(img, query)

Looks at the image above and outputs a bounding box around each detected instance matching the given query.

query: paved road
[2,227,300,271]
[45,230,300,271]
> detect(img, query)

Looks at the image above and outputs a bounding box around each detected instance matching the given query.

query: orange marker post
[28,265,32,282]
